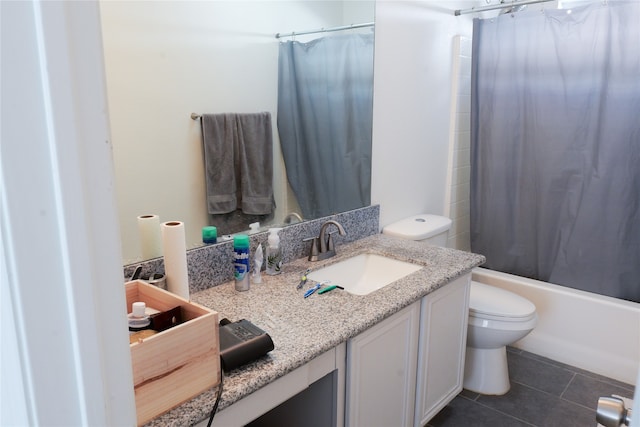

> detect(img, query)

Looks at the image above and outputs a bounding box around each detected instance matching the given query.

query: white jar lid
[132,301,146,317]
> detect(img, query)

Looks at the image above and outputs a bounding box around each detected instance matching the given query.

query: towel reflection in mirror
[201,113,275,234]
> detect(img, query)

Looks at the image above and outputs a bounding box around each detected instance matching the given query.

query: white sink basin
[307,253,422,296]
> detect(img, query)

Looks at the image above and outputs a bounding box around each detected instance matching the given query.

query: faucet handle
[325,230,340,252]
[303,236,319,261]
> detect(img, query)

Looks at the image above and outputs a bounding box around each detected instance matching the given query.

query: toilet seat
[469,281,536,322]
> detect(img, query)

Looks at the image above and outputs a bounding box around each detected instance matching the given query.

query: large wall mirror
[100,1,375,265]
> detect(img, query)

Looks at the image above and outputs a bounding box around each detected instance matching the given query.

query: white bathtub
[472,267,640,385]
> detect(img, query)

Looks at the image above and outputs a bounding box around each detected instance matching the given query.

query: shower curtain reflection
[277,33,374,219]
[470,2,640,302]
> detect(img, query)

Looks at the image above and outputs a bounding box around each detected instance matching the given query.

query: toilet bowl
[464,281,537,395]
[382,214,538,396]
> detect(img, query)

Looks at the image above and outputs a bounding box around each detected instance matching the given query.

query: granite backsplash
[123,205,380,293]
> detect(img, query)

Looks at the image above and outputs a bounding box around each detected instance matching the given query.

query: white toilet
[382,214,538,395]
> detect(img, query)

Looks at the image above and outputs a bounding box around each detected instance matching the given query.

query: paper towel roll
[161,221,190,300]
[137,215,163,260]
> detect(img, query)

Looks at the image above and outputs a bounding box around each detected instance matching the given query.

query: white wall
[371,1,476,231]
[1,1,135,424]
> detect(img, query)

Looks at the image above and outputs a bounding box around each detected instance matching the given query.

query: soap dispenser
[265,228,283,275]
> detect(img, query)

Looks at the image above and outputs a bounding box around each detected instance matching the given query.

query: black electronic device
[218,318,274,372]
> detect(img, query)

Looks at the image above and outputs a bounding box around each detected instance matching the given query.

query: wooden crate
[125,280,220,426]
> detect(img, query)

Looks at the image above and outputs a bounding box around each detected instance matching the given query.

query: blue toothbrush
[303,283,322,298]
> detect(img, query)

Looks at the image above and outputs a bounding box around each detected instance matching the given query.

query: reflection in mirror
[278,32,374,219]
[100,1,375,265]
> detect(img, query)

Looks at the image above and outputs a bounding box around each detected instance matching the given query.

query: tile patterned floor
[427,348,635,427]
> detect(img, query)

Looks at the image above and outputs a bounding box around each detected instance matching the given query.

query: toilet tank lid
[382,214,452,241]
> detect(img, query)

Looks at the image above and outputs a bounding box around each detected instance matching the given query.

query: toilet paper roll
[137,215,163,260]
[161,221,190,300]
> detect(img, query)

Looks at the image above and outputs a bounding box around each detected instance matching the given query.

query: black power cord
[206,357,225,427]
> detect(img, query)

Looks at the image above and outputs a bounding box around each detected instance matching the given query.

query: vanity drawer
[125,280,220,426]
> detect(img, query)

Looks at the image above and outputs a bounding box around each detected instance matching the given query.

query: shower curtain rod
[455,0,554,16]
[275,22,374,39]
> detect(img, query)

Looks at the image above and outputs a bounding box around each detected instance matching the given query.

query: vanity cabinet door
[346,302,420,427]
[414,274,470,427]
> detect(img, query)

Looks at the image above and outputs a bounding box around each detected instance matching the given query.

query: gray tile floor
[428,347,635,427]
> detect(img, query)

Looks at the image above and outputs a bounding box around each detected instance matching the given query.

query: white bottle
[128,301,151,334]
[265,228,283,275]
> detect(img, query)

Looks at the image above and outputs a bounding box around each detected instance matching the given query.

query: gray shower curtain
[277,33,374,219]
[470,2,640,302]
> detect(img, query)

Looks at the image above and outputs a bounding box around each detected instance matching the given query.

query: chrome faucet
[283,212,303,224]
[304,220,347,261]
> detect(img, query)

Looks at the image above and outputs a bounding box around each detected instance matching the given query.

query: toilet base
[463,346,511,395]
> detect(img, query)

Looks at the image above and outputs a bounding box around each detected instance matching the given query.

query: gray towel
[201,113,274,215]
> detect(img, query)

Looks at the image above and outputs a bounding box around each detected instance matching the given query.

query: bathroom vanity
[346,274,470,427]
[143,234,484,427]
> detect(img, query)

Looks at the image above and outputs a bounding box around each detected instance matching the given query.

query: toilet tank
[382,214,452,248]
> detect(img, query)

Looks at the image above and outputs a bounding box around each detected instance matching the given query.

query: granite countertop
[145,234,485,427]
